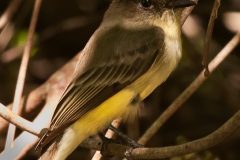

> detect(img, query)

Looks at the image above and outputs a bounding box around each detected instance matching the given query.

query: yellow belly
[53,88,137,159]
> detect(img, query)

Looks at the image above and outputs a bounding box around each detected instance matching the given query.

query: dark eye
[141,0,152,8]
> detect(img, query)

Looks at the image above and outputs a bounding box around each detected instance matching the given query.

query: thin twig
[5,0,42,153]
[138,31,240,145]
[0,103,41,136]
[12,0,42,114]
[202,0,221,77]
[0,0,23,32]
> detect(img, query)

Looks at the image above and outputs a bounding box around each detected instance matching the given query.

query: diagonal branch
[0,0,23,32]
[0,103,41,137]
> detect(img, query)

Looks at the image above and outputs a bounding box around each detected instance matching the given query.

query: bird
[35,0,196,159]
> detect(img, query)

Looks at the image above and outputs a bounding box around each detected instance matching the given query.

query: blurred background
[0,0,239,159]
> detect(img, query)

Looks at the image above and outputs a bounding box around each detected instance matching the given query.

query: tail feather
[39,134,63,160]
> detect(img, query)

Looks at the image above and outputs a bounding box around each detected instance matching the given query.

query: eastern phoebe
[35,0,196,159]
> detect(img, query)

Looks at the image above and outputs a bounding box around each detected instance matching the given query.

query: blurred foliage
[10,29,38,56]
[0,0,239,160]
[10,29,28,46]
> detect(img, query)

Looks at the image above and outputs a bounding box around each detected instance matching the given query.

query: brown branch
[0,0,23,32]
[202,0,221,77]
[1,44,24,63]
[0,103,41,137]
[138,31,240,145]
[12,0,42,116]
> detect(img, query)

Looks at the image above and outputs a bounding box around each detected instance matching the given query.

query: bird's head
[104,0,197,28]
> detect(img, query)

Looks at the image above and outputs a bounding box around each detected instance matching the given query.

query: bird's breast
[129,33,182,100]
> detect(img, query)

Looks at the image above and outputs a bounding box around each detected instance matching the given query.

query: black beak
[166,0,197,8]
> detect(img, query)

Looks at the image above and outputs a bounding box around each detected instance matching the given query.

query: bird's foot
[98,133,121,157]
[107,125,144,159]
[108,125,143,148]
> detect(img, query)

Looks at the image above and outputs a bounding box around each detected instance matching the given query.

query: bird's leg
[108,125,143,148]
[108,125,144,159]
[108,94,143,147]
[99,125,143,159]
[98,132,121,157]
